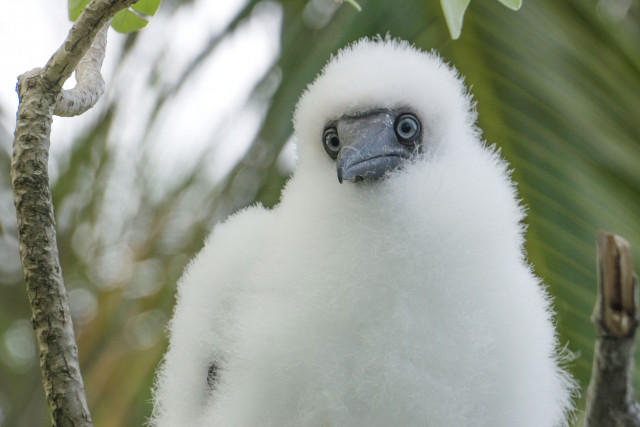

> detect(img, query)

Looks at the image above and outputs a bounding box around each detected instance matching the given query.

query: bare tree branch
[11,1,138,426]
[584,231,640,427]
[54,19,111,117]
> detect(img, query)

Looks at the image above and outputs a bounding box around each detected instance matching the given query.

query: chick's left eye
[395,114,421,142]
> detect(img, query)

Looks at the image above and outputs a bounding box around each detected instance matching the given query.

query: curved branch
[11,1,138,426]
[54,19,110,117]
[40,0,136,91]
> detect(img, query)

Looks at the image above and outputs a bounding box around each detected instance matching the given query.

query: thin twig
[54,19,111,117]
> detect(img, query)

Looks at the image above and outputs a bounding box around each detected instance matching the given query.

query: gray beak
[335,112,416,183]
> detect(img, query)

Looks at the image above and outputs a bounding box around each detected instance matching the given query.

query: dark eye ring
[323,128,341,159]
[395,114,421,143]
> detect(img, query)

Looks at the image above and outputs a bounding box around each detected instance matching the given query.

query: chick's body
[151,38,574,427]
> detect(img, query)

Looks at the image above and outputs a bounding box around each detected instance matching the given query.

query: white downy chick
[151,38,575,427]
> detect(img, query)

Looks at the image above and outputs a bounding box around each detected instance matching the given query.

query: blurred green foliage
[1,0,639,425]
[440,0,522,39]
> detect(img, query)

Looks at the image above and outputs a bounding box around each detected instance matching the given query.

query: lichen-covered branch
[584,231,640,427]
[54,19,110,117]
[40,1,136,92]
[11,1,138,426]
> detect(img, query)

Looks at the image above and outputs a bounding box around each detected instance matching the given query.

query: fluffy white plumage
[151,38,574,426]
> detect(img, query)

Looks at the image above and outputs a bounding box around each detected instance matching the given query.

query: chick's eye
[323,128,341,159]
[395,114,421,143]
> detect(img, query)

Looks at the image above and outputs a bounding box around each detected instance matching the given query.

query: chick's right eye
[323,128,341,159]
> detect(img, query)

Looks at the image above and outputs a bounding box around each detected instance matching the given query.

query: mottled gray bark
[54,18,110,117]
[11,1,138,426]
[584,231,640,427]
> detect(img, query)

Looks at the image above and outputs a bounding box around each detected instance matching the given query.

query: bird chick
[151,37,575,427]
